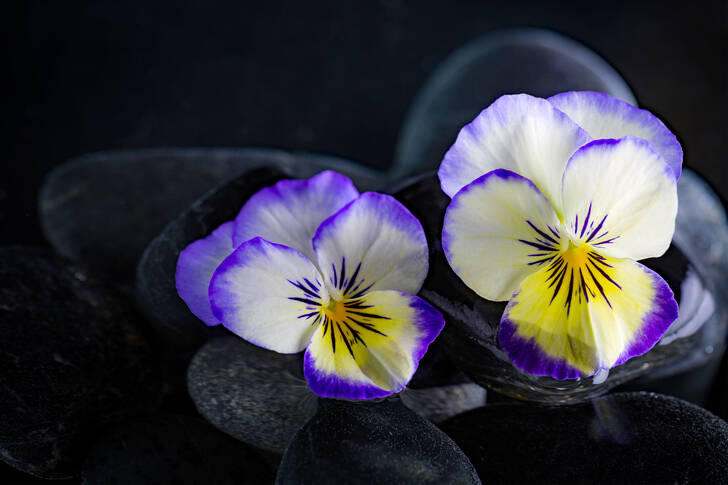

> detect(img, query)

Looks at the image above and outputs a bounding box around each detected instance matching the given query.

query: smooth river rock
[187,337,317,454]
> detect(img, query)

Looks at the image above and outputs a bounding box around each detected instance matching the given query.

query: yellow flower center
[561,240,590,269]
[324,298,349,322]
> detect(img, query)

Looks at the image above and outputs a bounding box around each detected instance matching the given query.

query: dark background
[4,1,727,246]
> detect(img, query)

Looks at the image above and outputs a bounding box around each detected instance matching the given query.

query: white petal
[561,137,678,261]
[442,169,562,301]
[549,91,682,178]
[312,193,429,300]
[437,93,591,210]
[233,170,359,262]
[209,237,327,353]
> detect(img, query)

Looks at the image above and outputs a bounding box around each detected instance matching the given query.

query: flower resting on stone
[175,170,445,399]
[439,92,681,379]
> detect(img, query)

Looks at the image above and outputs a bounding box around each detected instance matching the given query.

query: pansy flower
[175,170,445,399]
[439,92,681,379]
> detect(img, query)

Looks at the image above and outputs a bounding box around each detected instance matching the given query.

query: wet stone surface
[0,247,161,479]
[40,148,382,281]
[82,415,275,484]
[276,398,481,485]
[187,337,318,454]
[439,392,728,484]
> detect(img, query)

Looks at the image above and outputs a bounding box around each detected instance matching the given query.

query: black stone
[0,247,161,480]
[82,415,275,485]
[40,148,383,281]
[187,337,318,454]
[134,166,286,351]
[392,173,707,403]
[439,392,728,484]
[392,28,636,178]
[276,398,480,485]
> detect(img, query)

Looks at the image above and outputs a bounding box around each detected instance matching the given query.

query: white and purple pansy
[439,91,681,380]
[175,170,445,399]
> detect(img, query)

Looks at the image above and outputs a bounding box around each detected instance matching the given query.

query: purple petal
[437,93,590,208]
[614,265,678,366]
[175,221,235,325]
[233,170,359,262]
[498,317,583,380]
[549,91,683,179]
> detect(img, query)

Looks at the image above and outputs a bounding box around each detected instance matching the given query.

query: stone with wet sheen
[276,398,480,485]
[439,392,728,484]
[0,247,160,480]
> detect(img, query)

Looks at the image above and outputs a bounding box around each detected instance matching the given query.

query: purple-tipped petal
[498,256,678,380]
[233,170,359,262]
[549,91,683,178]
[303,290,445,399]
[437,93,591,208]
[209,237,326,353]
[498,317,583,380]
[614,266,679,366]
[175,221,235,325]
[312,192,429,301]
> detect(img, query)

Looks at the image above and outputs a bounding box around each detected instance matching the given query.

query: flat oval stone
[40,148,382,280]
[187,337,318,454]
[82,415,275,484]
[0,247,161,480]
[439,392,728,484]
[392,28,636,178]
[276,399,480,485]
